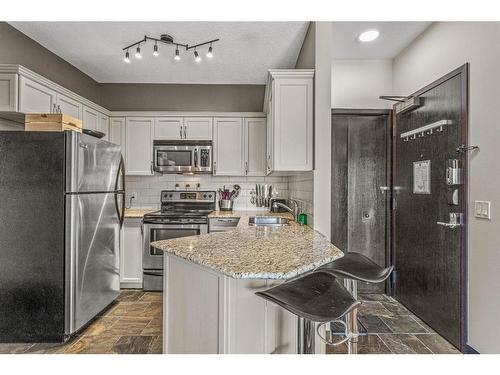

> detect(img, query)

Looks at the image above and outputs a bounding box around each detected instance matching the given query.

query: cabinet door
[57,93,82,119]
[82,106,99,131]
[120,218,143,288]
[125,117,154,175]
[154,117,183,140]
[0,73,18,111]
[109,117,126,158]
[19,76,57,113]
[244,118,267,176]
[98,113,110,140]
[273,77,313,171]
[213,118,244,176]
[184,117,213,140]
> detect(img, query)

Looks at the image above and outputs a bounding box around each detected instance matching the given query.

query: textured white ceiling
[332,22,431,59]
[9,22,309,84]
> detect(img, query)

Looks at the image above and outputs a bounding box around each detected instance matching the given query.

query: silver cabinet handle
[179,125,183,139]
[150,161,154,174]
[437,222,462,229]
[52,103,56,113]
[183,125,187,139]
[379,186,390,191]
[245,161,248,175]
[213,161,217,175]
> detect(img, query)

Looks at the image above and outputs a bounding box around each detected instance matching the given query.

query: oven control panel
[161,190,216,202]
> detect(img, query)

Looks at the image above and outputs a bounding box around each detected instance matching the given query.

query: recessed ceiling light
[358,29,380,43]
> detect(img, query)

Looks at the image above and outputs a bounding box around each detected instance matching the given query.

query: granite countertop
[124,208,157,218]
[151,211,343,280]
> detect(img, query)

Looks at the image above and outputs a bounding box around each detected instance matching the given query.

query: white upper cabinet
[82,106,99,131]
[109,117,126,160]
[213,118,244,176]
[19,75,57,114]
[57,93,82,119]
[184,117,213,140]
[98,113,110,140]
[125,117,154,175]
[244,118,267,176]
[154,117,183,140]
[264,70,314,172]
[0,73,18,111]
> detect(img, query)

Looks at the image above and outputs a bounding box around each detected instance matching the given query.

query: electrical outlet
[474,200,491,219]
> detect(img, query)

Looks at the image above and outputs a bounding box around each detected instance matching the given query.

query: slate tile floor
[0,290,162,354]
[0,291,460,354]
[326,293,461,354]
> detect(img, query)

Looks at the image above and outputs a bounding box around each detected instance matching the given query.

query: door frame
[331,108,393,293]
[391,64,469,352]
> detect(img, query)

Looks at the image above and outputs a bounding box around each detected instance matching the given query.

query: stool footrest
[316,320,352,346]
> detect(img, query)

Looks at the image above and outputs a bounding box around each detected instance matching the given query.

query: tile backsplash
[287,171,314,227]
[125,174,289,211]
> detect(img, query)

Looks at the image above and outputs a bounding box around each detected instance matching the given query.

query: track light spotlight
[194,50,201,63]
[135,45,142,59]
[174,47,181,61]
[206,44,213,58]
[153,43,159,57]
[123,50,130,63]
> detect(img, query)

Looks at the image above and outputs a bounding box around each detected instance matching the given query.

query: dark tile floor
[0,291,460,354]
[326,293,461,354]
[0,290,162,354]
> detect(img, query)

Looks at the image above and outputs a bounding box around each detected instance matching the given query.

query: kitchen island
[151,211,343,354]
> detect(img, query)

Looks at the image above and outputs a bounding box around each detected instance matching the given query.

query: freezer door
[66,132,123,193]
[66,192,121,334]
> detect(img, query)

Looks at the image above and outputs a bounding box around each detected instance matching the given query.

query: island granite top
[151,211,344,280]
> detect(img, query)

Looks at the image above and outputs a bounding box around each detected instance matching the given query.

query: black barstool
[317,252,394,353]
[255,271,361,354]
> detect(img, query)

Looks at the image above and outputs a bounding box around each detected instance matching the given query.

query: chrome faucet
[272,199,299,221]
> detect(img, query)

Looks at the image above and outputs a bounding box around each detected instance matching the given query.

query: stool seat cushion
[255,272,361,322]
[317,252,393,283]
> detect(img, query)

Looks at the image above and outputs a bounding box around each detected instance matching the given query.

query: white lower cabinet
[164,255,299,354]
[125,117,154,175]
[213,117,245,176]
[120,218,143,288]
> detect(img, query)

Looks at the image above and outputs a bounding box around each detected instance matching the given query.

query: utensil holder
[219,199,234,211]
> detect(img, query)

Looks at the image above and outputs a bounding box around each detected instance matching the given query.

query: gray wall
[100,83,265,112]
[0,22,266,112]
[0,22,101,104]
[393,22,500,353]
[295,22,315,69]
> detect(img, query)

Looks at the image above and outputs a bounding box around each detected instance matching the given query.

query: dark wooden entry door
[393,65,468,351]
[331,110,391,293]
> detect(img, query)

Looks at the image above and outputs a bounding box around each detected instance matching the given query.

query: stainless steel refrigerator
[0,131,124,342]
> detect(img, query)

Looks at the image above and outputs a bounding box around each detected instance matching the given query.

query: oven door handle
[143,224,206,230]
[194,148,198,168]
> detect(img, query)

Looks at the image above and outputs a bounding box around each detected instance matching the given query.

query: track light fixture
[122,33,219,64]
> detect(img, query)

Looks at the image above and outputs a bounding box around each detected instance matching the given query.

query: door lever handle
[437,213,463,229]
[379,186,390,193]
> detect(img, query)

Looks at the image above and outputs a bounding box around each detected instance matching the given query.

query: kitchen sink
[248,216,291,227]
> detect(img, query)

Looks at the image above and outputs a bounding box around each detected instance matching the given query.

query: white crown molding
[109,111,265,118]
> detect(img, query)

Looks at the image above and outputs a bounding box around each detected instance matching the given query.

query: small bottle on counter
[298,213,308,226]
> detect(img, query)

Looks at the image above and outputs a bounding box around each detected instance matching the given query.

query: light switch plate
[474,201,491,219]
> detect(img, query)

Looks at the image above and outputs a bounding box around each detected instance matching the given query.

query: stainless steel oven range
[142,190,216,291]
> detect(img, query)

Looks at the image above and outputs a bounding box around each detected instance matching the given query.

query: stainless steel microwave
[153,140,212,174]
